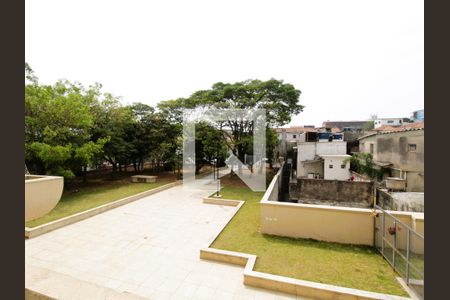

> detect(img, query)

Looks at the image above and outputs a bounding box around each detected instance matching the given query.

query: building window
[341,164,346,169]
[370,144,374,154]
[293,134,296,138]
[329,165,333,169]
[387,120,394,124]
[408,144,417,152]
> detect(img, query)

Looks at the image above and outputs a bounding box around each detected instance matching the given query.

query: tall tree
[158,79,303,164]
[90,95,135,175]
[195,122,228,174]
[25,77,107,179]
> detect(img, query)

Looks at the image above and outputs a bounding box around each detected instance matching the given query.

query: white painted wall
[277,132,303,140]
[322,156,351,180]
[316,141,347,155]
[374,118,403,128]
[297,141,347,178]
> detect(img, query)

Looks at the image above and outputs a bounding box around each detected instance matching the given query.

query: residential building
[321,155,352,180]
[274,126,317,143]
[358,122,424,192]
[373,118,404,128]
[274,126,319,159]
[322,120,367,131]
[296,135,350,181]
[411,109,424,122]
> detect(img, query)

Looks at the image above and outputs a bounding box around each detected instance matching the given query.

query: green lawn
[26,180,172,228]
[211,185,408,296]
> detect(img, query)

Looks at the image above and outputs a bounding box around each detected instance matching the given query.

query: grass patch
[211,185,408,296]
[26,180,172,228]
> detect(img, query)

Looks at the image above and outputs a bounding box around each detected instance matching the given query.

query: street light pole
[215,157,221,197]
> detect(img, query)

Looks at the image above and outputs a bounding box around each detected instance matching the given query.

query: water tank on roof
[317,132,331,141]
[332,134,343,141]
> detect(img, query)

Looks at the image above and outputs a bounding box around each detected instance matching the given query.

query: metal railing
[374,205,424,299]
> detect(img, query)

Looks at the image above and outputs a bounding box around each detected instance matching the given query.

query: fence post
[406,229,411,284]
[393,220,397,268]
[381,209,385,255]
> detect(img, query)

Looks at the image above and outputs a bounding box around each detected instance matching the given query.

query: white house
[320,155,351,180]
[374,118,404,128]
[296,139,351,181]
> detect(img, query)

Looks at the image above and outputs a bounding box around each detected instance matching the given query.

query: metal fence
[374,205,424,299]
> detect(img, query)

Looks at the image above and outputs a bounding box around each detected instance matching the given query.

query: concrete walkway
[26,185,305,299]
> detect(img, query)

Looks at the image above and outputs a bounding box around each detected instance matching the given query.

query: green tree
[363,121,374,131]
[346,153,385,181]
[266,127,278,168]
[158,79,303,165]
[25,76,107,180]
[90,95,135,175]
[195,122,228,174]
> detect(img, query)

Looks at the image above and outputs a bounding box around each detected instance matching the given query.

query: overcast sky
[26,0,423,127]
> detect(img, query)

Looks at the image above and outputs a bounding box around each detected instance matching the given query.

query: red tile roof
[376,122,424,133]
[274,126,318,133]
[359,122,424,140]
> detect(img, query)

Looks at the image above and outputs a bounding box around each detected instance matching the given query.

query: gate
[374,205,424,299]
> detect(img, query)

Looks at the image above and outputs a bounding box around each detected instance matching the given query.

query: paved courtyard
[25,185,306,299]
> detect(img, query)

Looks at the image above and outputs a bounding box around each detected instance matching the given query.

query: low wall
[261,201,375,245]
[25,175,64,222]
[290,178,374,207]
[350,171,371,182]
[261,175,424,251]
[267,167,281,201]
[261,200,424,252]
[377,189,424,212]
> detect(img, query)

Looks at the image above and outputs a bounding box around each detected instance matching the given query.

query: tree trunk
[83,165,88,183]
[111,163,117,179]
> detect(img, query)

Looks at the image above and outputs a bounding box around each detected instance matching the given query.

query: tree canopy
[158,79,303,163]
[25,64,302,180]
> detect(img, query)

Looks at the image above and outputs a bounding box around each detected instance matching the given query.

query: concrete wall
[290,179,374,207]
[261,201,424,253]
[261,202,375,245]
[323,156,350,180]
[260,174,424,252]
[297,143,316,161]
[25,175,64,222]
[267,168,281,201]
[376,189,424,212]
[316,141,347,155]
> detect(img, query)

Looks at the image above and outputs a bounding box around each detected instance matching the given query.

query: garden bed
[209,178,408,296]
